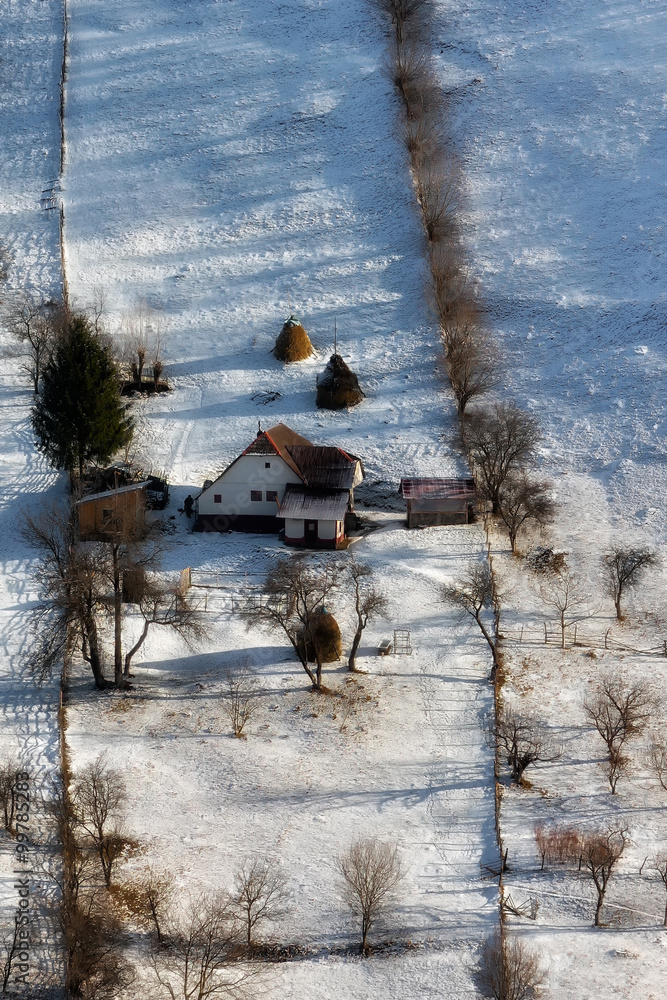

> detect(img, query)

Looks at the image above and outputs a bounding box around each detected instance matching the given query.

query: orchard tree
[347,560,388,671]
[603,546,658,620]
[463,403,541,514]
[32,314,133,479]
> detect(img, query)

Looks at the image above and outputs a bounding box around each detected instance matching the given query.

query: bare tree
[1,916,21,995]
[0,754,23,833]
[224,667,259,738]
[337,839,403,954]
[151,892,260,1000]
[649,854,667,927]
[584,674,654,793]
[232,858,289,948]
[539,568,592,648]
[72,756,129,887]
[578,828,628,926]
[429,242,470,328]
[347,560,388,671]
[61,897,134,1000]
[497,475,556,555]
[416,160,461,245]
[603,546,658,620]
[440,560,499,674]
[123,573,207,680]
[142,869,174,945]
[492,710,561,785]
[463,403,541,515]
[478,930,545,1000]
[7,294,61,392]
[649,737,667,792]
[239,556,340,691]
[23,503,109,688]
[447,327,501,416]
[371,0,431,44]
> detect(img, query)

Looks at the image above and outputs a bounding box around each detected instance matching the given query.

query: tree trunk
[663,896,667,928]
[615,596,622,620]
[361,915,369,954]
[348,627,363,671]
[82,602,106,689]
[594,891,604,926]
[112,544,124,687]
[124,618,150,677]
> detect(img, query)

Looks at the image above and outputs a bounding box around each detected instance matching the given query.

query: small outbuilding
[76,482,150,542]
[400,478,477,528]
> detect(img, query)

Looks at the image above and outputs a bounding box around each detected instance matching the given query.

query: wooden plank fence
[501,623,667,657]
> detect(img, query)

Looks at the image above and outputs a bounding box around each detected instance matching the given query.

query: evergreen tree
[32,315,133,478]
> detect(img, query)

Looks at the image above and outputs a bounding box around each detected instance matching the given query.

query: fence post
[544,622,547,644]
[605,629,610,649]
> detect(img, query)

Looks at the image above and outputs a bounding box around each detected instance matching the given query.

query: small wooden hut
[316,354,364,410]
[274,315,313,362]
[77,482,150,542]
[400,478,477,528]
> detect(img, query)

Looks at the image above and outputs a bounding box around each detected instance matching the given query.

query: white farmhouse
[195,423,364,549]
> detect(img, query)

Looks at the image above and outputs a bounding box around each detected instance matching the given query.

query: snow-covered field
[436,1,667,996]
[0,0,65,986]
[1,0,666,995]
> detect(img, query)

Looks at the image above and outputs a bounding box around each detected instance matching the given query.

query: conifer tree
[32,315,133,478]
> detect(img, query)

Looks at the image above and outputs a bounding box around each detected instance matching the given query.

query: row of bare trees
[24,500,205,690]
[3,291,167,395]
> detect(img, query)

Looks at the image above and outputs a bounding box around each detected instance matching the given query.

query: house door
[305,520,318,542]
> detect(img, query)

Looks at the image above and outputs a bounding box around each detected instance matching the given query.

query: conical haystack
[297,607,342,663]
[316,353,364,410]
[274,315,313,363]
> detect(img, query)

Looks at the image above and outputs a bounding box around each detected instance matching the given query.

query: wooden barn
[400,478,477,528]
[77,482,149,542]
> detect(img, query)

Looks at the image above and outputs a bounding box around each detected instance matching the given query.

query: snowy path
[0,0,65,975]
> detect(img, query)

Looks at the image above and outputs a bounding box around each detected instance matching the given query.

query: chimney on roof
[257,420,262,437]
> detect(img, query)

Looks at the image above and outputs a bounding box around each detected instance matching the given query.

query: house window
[265,462,271,468]
[101,508,113,526]
[250,490,262,502]
[266,490,278,502]
[213,494,221,504]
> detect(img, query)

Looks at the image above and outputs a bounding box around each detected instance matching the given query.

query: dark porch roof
[279,485,350,521]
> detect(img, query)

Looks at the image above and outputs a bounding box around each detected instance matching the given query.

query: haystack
[274,315,313,362]
[297,607,342,663]
[316,353,364,410]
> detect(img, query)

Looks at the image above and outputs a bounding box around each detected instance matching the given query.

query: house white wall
[198,455,300,517]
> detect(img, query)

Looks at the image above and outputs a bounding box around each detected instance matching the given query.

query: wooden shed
[77,482,149,542]
[400,478,477,528]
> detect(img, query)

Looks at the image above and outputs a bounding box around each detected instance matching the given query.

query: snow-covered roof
[76,481,151,505]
